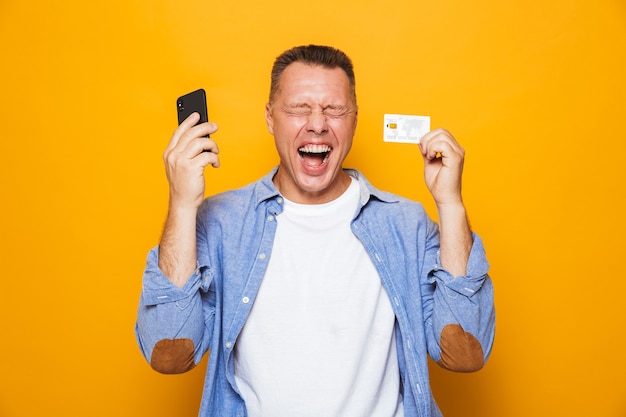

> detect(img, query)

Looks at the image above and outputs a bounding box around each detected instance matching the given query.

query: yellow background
[1,0,625,416]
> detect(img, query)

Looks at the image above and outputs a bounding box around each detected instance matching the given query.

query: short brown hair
[269,44,356,104]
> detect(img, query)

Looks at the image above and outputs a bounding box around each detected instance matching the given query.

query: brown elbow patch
[150,338,196,374]
[437,324,485,372]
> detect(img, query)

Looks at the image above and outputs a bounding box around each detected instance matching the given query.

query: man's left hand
[419,128,465,207]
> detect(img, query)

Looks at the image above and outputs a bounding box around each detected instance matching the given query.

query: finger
[181,135,220,159]
[195,147,221,168]
[185,121,219,144]
[420,129,463,161]
[420,128,451,151]
[426,141,453,161]
[177,122,219,154]
[166,112,201,152]
[168,121,219,162]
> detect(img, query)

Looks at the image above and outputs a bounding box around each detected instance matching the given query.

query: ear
[265,103,274,135]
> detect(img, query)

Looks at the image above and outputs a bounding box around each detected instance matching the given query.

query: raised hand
[163,112,220,211]
[419,128,465,207]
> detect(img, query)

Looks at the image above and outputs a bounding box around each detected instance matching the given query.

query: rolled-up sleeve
[427,233,495,372]
[135,247,215,373]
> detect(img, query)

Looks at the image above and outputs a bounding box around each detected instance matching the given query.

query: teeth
[298,144,331,154]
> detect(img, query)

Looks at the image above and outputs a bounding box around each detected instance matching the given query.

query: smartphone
[176,88,209,136]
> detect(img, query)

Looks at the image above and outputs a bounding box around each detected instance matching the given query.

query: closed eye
[323,106,353,119]
[281,104,312,118]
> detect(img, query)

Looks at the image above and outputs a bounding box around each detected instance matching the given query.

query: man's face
[266,62,358,204]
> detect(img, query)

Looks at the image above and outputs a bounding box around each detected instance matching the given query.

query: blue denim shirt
[136,168,495,417]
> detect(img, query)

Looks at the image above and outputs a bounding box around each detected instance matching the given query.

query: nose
[305,111,329,135]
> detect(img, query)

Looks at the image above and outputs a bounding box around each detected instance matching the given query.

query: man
[136,44,495,417]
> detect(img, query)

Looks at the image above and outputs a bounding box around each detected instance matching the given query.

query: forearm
[437,202,473,277]
[158,206,198,288]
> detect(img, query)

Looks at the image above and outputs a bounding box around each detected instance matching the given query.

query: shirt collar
[344,168,400,206]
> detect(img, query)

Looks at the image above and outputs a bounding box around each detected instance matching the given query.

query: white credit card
[383,114,430,144]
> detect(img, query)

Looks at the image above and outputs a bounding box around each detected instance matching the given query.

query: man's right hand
[163,112,220,212]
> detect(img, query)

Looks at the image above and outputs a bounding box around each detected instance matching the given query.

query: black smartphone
[176,88,209,136]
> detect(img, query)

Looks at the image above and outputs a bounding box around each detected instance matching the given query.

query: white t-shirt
[234,178,403,417]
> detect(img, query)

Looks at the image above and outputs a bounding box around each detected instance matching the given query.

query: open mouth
[298,144,332,168]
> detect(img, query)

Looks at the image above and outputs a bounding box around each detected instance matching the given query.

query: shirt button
[267,215,275,222]
[259,253,266,260]
[277,197,284,204]
[225,342,233,349]
[242,296,250,304]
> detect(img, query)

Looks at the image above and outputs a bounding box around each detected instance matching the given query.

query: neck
[273,169,351,204]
